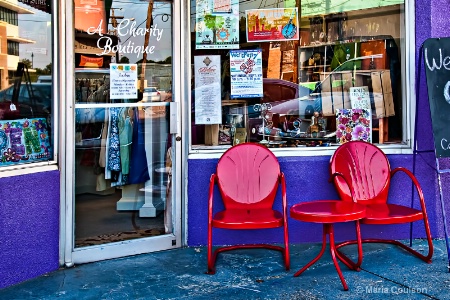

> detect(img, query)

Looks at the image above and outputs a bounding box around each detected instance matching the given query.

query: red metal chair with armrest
[207,142,290,274]
[330,141,433,263]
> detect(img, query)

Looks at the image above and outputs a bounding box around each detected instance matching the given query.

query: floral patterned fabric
[107,108,121,172]
[335,108,371,144]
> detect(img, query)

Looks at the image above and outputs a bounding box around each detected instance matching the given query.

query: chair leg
[284,222,290,271]
[335,220,363,271]
[421,212,434,263]
[207,224,215,274]
[336,219,433,264]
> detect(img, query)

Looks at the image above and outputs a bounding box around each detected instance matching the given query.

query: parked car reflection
[142,87,161,102]
[0,83,52,120]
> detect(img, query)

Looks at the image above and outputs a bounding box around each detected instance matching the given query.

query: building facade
[1,0,449,289]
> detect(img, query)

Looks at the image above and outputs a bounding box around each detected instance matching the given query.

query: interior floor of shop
[75,191,165,247]
[1,239,448,299]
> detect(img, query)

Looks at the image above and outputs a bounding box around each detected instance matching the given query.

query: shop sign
[423,37,450,158]
[85,19,163,59]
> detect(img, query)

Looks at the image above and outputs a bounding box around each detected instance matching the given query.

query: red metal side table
[290,200,366,291]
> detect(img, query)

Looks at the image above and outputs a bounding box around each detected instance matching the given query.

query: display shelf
[204,99,248,146]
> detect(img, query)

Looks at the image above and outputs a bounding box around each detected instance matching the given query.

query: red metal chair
[330,141,433,263]
[207,142,290,274]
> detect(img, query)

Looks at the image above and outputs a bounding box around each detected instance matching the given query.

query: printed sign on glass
[110,64,138,99]
[196,0,239,49]
[246,8,299,42]
[229,49,263,99]
[194,55,222,124]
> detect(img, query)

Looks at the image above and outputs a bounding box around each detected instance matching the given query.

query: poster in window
[229,49,263,99]
[194,55,222,124]
[0,118,52,166]
[246,8,299,42]
[349,86,372,138]
[195,0,240,49]
[335,108,372,144]
[110,64,138,100]
[350,86,371,110]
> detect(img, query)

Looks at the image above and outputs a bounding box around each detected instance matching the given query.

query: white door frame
[59,0,184,266]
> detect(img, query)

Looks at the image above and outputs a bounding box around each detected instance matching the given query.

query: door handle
[169,102,178,134]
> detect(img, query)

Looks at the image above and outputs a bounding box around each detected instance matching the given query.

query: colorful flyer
[195,0,240,49]
[0,118,52,166]
[229,49,263,98]
[109,64,138,100]
[246,8,299,42]
[194,55,222,124]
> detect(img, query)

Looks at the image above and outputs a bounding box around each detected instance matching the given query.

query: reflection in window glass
[190,0,405,149]
[0,2,53,167]
[73,1,175,245]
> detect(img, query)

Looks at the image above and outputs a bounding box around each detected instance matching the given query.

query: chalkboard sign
[423,37,450,158]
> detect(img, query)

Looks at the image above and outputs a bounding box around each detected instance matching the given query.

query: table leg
[328,224,349,291]
[294,224,349,291]
[335,220,363,271]
[293,225,327,277]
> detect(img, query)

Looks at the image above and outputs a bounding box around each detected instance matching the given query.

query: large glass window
[189,1,405,150]
[0,3,53,167]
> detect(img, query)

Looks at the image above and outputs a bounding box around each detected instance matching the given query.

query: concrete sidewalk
[0,239,448,300]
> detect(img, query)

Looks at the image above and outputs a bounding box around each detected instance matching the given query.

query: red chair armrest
[208,174,217,224]
[391,167,427,211]
[280,172,288,219]
[330,172,357,203]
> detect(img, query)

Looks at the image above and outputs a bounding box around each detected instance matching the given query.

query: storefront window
[0,2,53,167]
[190,0,405,150]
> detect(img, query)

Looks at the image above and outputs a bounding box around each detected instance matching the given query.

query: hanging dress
[128,108,150,184]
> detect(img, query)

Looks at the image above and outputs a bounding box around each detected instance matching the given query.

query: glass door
[68,0,180,264]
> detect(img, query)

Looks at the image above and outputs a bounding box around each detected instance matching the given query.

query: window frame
[0,0,59,175]
[186,2,414,158]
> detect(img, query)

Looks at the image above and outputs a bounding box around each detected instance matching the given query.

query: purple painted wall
[1,0,449,291]
[0,171,60,289]
[188,154,440,246]
[187,0,450,247]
